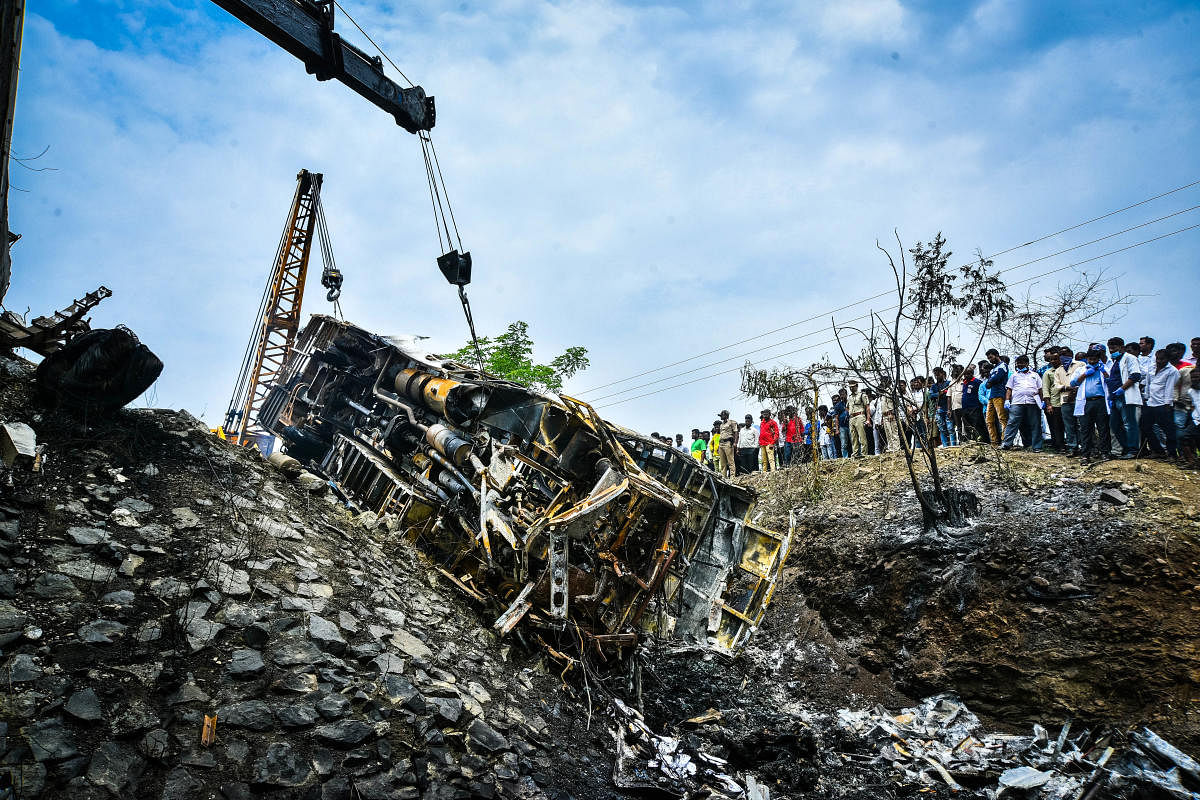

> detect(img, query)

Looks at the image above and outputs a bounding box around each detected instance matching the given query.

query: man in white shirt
[1106,336,1144,459]
[1181,368,1200,470]
[947,364,965,445]
[736,414,759,474]
[1002,354,1047,450]
[1138,336,1155,397]
[1140,348,1179,459]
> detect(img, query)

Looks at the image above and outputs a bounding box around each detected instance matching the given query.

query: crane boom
[225,170,324,447]
[208,0,434,133]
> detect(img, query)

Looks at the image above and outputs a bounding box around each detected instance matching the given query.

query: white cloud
[820,0,910,45]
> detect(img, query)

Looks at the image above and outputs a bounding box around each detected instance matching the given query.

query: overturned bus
[257,315,791,659]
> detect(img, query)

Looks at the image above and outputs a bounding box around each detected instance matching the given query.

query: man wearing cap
[758,409,780,472]
[846,380,869,458]
[1069,344,1113,461]
[717,410,738,478]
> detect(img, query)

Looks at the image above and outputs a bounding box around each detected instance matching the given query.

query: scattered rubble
[838,693,1200,798]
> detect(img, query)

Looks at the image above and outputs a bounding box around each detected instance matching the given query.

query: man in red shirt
[781,406,802,466]
[758,409,780,472]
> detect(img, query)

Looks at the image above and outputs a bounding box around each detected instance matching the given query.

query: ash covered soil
[2,350,1199,799]
[737,447,1200,753]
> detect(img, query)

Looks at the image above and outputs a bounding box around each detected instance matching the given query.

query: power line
[576,178,1200,396]
[587,204,1200,403]
[598,221,1200,409]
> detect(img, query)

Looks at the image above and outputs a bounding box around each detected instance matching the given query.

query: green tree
[447,321,589,394]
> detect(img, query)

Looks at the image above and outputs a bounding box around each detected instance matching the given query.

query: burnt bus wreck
[258,315,791,659]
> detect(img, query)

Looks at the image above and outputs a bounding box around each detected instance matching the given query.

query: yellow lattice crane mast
[222,169,341,449]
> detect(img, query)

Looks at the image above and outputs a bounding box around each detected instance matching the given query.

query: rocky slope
[0,355,586,799]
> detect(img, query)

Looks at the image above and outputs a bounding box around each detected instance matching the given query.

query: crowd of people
[647,335,1200,477]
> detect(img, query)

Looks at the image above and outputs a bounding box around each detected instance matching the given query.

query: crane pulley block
[437,250,472,287]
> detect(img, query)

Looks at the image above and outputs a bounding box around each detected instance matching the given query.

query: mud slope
[741,446,1200,750]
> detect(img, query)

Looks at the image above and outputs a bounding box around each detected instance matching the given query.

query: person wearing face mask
[1052,347,1082,455]
[1069,344,1113,462]
[1104,336,1144,459]
[1041,347,1065,451]
[1002,354,1047,450]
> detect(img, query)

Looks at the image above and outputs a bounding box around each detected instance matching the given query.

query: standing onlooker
[847,380,869,457]
[960,366,987,441]
[1041,347,1065,451]
[781,406,802,466]
[877,377,899,454]
[1057,350,1086,456]
[1138,336,1156,397]
[815,406,834,460]
[931,367,954,447]
[736,414,758,474]
[717,410,738,478]
[1180,368,1200,470]
[1038,347,1057,377]
[831,393,849,458]
[757,410,780,472]
[948,364,965,445]
[690,429,706,462]
[1070,344,1112,461]
[984,349,1009,445]
[1003,354,1046,451]
[1106,336,1143,459]
[869,391,887,454]
[906,377,930,450]
[675,433,687,453]
[862,390,876,455]
[1168,343,1194,450]
[1141,348,1180,459]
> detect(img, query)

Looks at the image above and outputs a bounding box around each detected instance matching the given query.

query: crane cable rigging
[332,0,484,369]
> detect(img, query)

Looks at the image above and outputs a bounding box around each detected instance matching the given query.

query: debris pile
[838,693,1200,798]
[259,315,790,660]
[610,698,768,799]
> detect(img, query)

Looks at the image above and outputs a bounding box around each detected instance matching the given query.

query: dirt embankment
[739,447,1200,750]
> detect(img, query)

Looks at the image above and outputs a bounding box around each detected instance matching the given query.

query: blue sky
[9,0,1200,434]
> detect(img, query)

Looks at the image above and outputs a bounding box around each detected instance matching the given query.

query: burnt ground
[739,445,1200,750]
[1,350,1198,799]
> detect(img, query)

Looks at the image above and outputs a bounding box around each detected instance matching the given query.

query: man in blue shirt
[931,367,954,447]
[984,349,1009,445]
[960,365,986,441]
[833,393,850,458]
[1070,344,1113,461]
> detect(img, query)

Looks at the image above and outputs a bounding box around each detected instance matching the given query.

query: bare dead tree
[971,267,1134,360]
[832,231,1008,530]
